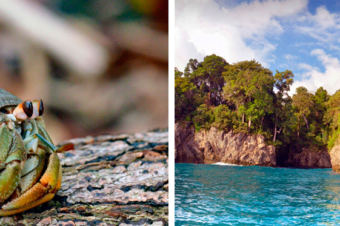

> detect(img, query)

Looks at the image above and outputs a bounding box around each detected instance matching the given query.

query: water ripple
[175,164,340,226]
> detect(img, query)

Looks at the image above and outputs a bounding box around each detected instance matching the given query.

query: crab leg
[19,148,46,194]
[0,125,11,164]
[0,125,25,203]
[0,152,60,213]
[0,128,73,216]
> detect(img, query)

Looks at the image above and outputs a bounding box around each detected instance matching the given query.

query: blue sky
[175,0,340,96]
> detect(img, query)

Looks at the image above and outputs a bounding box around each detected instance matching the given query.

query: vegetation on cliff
[175,54,340,165]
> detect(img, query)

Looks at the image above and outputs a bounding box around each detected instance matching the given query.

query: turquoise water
[175,164,340,226]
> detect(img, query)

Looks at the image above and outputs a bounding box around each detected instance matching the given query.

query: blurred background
[0,0,168,143]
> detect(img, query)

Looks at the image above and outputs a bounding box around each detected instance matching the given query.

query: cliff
[330,144,340,173]
[175,123,204,164]
[285,147,331,168]
[175,123,276,166]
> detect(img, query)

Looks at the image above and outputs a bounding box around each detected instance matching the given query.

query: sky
[175,0,340,96]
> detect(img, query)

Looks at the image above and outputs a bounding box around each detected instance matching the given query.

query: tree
[223,60,274,130]
[201,54,228,106]
[175,67,183,78]
[324,90,340,148]
[311,87,329,145]
[272,70,294,142]
[325,90,340,130]
[189,55,228,106]
[212,105,232,130]
[193,104,214,131]
[175,68,201,121]
[184,59,201,77]
[292,86,314,138]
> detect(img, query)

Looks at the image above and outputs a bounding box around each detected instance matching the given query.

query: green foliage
[212,105,232,130]
[328,129,340,150]
[233,122,249,134]
[175,54,340,165]
[193,104,214,131]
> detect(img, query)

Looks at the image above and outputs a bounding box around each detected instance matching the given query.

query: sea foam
[212,162,242,166]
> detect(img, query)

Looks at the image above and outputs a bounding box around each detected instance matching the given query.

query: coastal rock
[175,123,204,163]
[175,123,276,166]
[196,127,276,166]
[330,145,340,173]
[285,148,331,168]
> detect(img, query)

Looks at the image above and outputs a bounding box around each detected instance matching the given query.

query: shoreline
[175,162,332,169]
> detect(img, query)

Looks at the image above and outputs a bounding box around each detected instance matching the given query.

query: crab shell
[0,88,62,216]
[0,89,22,108]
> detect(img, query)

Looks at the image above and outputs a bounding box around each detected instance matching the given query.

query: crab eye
[39,99,44,116]
[0,109,7,114]
[23,101,33,118]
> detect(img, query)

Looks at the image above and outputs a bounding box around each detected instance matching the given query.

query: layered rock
[285,148,331,168]
[175,123,276,166]
[330,145,340,173]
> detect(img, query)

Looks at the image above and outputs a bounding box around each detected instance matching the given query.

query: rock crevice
[285,147,331,168]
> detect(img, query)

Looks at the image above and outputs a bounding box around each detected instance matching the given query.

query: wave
[212,162,243,166]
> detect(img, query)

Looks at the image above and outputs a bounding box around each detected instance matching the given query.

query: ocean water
[175,164,340,226]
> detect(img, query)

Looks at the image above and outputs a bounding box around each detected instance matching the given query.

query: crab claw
[12,101,33,121]
[0,153,61,216]
[0,130,73,216]
[0,141,73,216]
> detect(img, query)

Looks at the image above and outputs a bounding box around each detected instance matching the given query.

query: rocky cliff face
[175,123,204,163]
[330,145,340,173]
[175,123,276,166]
[285,148,331,168]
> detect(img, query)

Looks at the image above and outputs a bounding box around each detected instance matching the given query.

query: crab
[0,88,73,216]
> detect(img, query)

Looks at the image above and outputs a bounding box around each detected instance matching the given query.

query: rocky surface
[175,123,204,164]
[175,123,276,166]
[330,145,340,173]
[285,148,331,168]
[0,130,168,226]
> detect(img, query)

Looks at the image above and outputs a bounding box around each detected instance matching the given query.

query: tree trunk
[248,116,251,129]
[1,131,169,225]
[273,115,277,142]
[242,113,245,123]
[273,123,277,142]
[302,113,309,129]
[273,115,282,142]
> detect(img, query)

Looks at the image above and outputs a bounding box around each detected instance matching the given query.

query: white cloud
[312,6,339,29]
[293,42,319,47]
[298,62,317,72]
[330,45,340,51]
[285,54,297,60]
[175,0,307,71]
[295,6,340,42]
[289,49,340,96]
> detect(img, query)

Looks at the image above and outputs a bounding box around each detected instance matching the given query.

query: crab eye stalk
[39,99,44,116]
[13,100,33,120]
[30,99,44,118]
[23,101,33,118]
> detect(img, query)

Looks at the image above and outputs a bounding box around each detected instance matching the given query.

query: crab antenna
[34,133,74,153]
[34,134,56,152]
